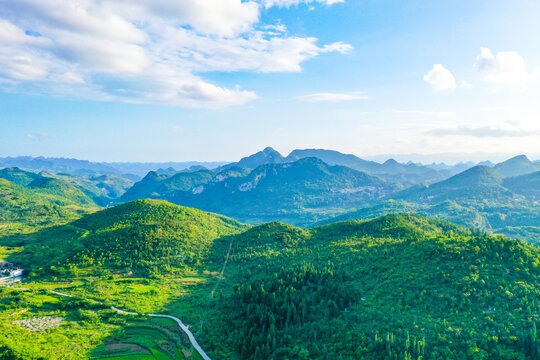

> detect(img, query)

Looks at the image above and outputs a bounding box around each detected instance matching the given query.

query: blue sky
[0,0,539,162]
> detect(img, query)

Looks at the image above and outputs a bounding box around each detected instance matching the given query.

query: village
[0,261,24,283]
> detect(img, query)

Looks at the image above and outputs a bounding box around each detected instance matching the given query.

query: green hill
[168,157,399,225]
[1,211,539,359]
[503,171,540,200]
[494,155,540,177]
[0,167,133,207]
[351,165,540,244]
[13,200,247,275]
[0,174,98,236]
[119,169,215,202]
[205,215,539,360]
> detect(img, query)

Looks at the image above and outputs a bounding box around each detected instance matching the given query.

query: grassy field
[0,269,221,359]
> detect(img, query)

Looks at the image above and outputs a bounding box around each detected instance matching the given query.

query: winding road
[49,289,212,360]
[1,270,213,359]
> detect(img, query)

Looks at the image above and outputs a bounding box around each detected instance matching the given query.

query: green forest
[1,200,538,359]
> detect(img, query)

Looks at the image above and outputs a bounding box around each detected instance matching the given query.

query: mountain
[168,157,399,225]
[285,148,449,184]
[120,169,215,202]
[494,154,540,177]
[223,147,286,169]
[4,210,539,359]
[286,148,380,172]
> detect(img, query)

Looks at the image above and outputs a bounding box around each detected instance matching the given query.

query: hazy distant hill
[0,156,119,175]
[493,154,540,177]
[0,156,227,179]
[318,165,540,243]
[503,171,540,200]
[168,157,399,225]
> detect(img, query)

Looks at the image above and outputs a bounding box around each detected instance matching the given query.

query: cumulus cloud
[0,0,351,107]
[427,124,539,138]
[262,0,344,8]
[423,64,457,91]
[299,91,369,102]
[474,47,528,88]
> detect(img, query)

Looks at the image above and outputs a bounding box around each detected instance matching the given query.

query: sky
[0,0,539,163]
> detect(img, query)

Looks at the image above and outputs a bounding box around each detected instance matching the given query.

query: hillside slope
[0,177,97,236]
[202,214,540,360]
[318,166,540,243]
[494,155,540,177]
[13,200,247,275]
[120,169,215,202]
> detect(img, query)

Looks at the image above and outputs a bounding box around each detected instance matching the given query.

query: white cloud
[262,0,344,8]
[474,47,528,88]
[0,0,351,107]
[461,80,472,88]
[299,91,369,102]
[423,64,457,91]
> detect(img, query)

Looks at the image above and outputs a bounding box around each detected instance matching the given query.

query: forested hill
[319,166,540,244]
[0,176,97,236]
[6,207,538,360]
[204,214,540,360]
[119,169,216,202]
[0,167,133,206]
[12,199,248,276]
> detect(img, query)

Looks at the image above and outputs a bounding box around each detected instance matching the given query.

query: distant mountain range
[0,156,227,178]
[1,149,539,242]
[319,165,540,243]
[169,157,399,224]
[223,147,450,185]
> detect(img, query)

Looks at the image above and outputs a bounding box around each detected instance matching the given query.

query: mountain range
[0,149,539,243]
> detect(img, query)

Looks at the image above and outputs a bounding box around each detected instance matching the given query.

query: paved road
[47,290,212,359]
[148,314,211,360]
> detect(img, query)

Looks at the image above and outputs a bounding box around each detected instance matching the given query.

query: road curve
[45,290,211,360]
[148,314,211,360]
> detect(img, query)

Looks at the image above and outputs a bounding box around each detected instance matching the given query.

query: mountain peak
[236,147,285,169]
[438,165,502,187]
[383,158,399,166]
[262,146,279,153]
[494,154,538,177]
